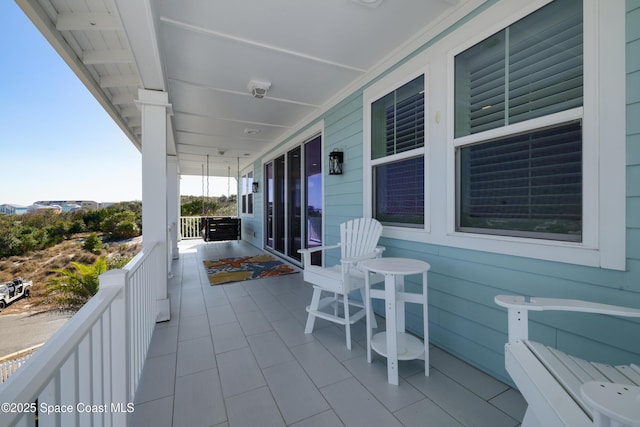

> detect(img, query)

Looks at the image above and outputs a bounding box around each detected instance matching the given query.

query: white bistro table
[361,257,430,386]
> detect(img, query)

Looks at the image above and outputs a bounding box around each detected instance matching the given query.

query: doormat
[203,254,297,286]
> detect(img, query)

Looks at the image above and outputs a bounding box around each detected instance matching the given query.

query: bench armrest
[580,381,640,427]
[495,295,640,342]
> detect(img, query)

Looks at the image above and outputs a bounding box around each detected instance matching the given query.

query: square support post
[138,89,171,322]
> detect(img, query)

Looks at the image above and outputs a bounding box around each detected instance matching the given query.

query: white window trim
[363,66,431,233]
[241,168,254,217]
[362,0,625,270]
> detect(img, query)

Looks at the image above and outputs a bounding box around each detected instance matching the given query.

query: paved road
[0,312,71,357]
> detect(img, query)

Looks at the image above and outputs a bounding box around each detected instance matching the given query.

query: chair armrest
[495,295,640,342]
[298,243,341,266]
[298,243,341,255]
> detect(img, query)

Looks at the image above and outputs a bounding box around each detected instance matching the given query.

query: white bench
[495,295,640,427]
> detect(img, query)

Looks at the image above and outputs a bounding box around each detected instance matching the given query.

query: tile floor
[130,240,527,427]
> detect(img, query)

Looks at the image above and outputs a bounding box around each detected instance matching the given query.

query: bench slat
[592,362,637,386]
[527,341,593,416]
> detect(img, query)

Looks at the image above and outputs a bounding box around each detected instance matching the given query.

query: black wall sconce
[329,150,344,175]
[252,182,259,193]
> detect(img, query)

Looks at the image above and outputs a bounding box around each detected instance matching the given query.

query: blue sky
[0,2,229,206]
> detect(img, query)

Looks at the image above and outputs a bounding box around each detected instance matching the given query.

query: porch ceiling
[17,0,467,177]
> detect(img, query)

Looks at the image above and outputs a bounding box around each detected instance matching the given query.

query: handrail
[0,242,161,427]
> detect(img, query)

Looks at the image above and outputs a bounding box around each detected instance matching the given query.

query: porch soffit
[19,0,472,177]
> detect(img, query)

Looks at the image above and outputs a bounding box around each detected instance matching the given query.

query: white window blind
[455,0,583,137]
[372,75,424,159]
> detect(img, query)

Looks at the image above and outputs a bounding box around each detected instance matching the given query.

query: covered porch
[131,239,525,427]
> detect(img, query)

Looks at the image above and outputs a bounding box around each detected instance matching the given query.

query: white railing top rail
[125,241,158,274]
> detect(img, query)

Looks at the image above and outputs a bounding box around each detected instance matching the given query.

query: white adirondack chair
[495,295,640,427]
[298,218,385,350]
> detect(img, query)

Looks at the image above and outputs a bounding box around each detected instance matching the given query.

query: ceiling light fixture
[244,128,260,135]
[247,80,271,99]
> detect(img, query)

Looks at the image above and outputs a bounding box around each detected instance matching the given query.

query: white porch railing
[180,216,202,239]
[0,242,161,427]
[0,344,42,384]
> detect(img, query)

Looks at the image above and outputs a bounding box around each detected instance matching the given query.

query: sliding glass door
[265,135,322,265]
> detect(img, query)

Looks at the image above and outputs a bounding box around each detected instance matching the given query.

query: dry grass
[0,235,142,315]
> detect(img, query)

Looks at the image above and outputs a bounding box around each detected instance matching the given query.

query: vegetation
[180,195,237,217]
[0,202,141,259]
[45,258,108,310]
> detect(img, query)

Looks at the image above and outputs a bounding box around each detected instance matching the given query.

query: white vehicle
[0,278,32,311]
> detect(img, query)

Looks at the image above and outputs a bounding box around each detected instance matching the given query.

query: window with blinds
[370,74,426,227]
[458,121,582,241]
[372,75,424,160]
[454,0,583,138]
[374,156,424,227]
[454,0,583,241]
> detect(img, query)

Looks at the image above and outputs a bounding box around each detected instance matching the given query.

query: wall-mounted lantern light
[252,182,259,193]
[329,150,344,175]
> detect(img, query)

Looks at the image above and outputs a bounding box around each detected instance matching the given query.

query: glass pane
[265,163,274,248]
[305,136,322,266]
[371,75,424,159]
[454,30,506,137]
[287,147,302,260]
[458,121,582,241]
[373,156,424,226]
[275,156,285,253]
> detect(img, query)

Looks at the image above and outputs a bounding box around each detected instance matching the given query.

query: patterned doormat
[203,254,297,285]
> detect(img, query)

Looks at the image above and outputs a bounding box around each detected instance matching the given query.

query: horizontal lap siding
[324,93,365,266]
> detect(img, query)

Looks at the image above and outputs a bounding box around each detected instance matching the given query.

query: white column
[138,89,171,322]
[167,155,179,258]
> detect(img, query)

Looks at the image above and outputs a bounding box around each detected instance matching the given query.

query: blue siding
[245,0,640,386]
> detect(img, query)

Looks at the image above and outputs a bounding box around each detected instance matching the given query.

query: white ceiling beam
[55,12,121,31]
[119,106,140,117]
[160,16,367,74]
[111,93,135,105]
[99,74,139,88]
[83,49,132,65]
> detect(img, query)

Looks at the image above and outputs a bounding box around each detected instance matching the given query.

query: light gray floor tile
[178,313,210,342]
[393,398,463,427]
[320,378,403,427]
[342,357,424,412]
[237,309,273,336]
[247,330,295,369]
[489,389,527,422]
[263,359,330,424]
[134,353,176,404]
[225,386,285,427]
[146,326,178,358]
[406,369,519,427]
[129,396,173,427]
[272,317,316,347]
[176,335,216,377]
[173,369,227,427]
[207,303,238,326]
[290,410,345,427]
[229,294,260,314]
[290,341,352,388]
[430,347,509,400]
[217,346,266,397]
[211,321,249,354]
